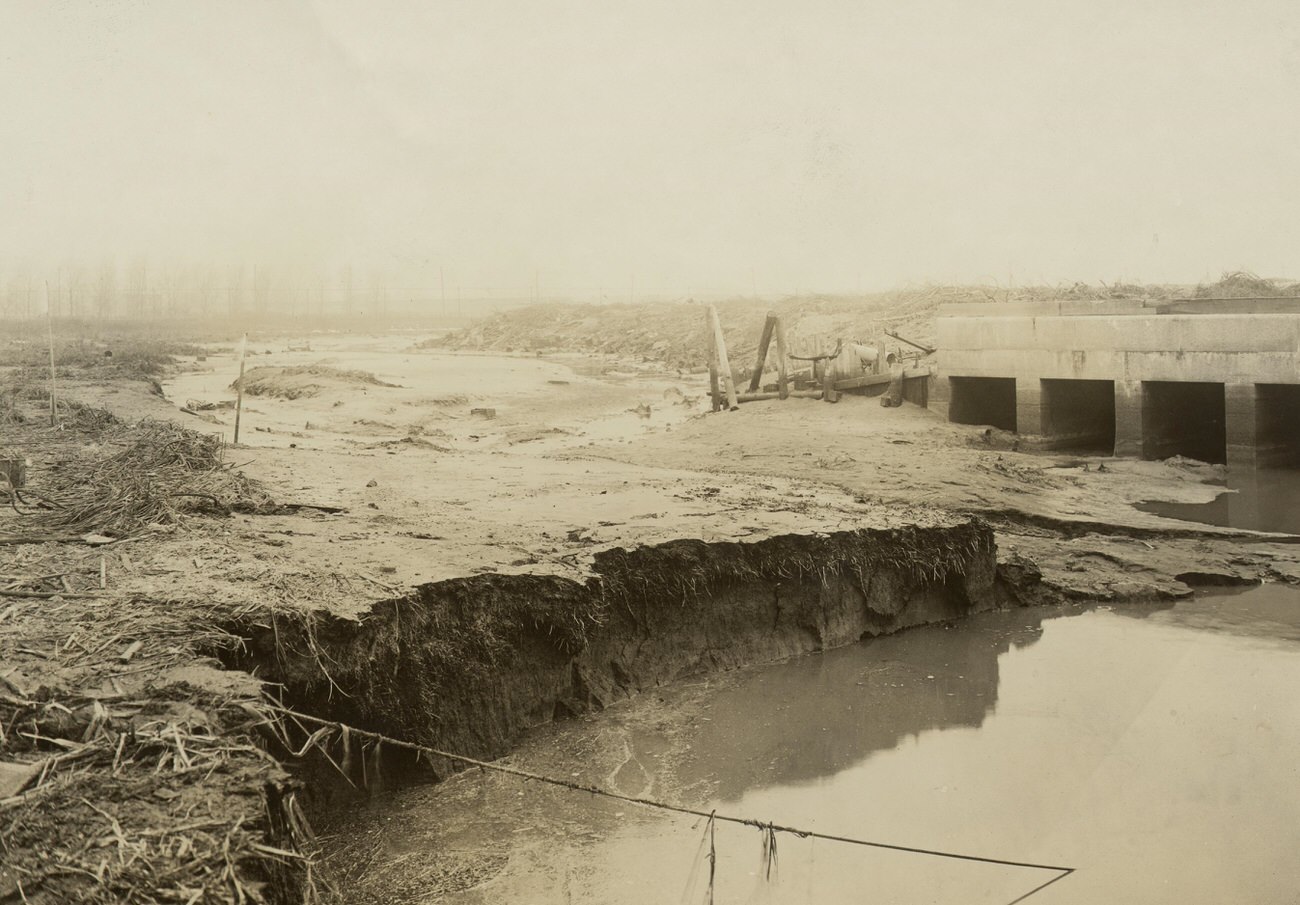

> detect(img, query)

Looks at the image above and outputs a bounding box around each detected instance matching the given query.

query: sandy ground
[50,334,1300,617]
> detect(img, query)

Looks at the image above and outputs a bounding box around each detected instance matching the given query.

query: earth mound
[232,362,400,400]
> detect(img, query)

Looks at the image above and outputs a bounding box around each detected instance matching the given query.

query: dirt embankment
[225,523,1045,792]
[423,285,1145,373]
[427,293,966,374]
[425,272,1298,375]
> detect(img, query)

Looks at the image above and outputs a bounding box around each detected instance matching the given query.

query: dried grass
[0,553,321,905]
[5,415,273,536]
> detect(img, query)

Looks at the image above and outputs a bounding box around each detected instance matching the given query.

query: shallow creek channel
[322,584,1300,904]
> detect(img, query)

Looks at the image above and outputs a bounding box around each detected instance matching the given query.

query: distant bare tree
[125,259,148,319]
[369,270,387,320]
[95,261,117,319]
[253,264,271,315]
[226,264,245,317]
[65,263,86,319]
[198,266,219,317]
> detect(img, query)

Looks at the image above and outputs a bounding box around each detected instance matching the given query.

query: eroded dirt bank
[229,523,1020,775]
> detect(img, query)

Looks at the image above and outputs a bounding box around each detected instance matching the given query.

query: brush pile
[3,405,273,537]
[1192,270,1300,299]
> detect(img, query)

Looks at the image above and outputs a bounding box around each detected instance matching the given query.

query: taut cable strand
[258,702,1076,903]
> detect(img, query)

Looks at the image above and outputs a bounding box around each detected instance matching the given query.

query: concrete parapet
[939,313,1300,357]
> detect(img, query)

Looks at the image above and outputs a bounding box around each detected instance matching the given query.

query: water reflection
[1136,467,1300,533]
[1114,582,1300,644]
[674,613,1057,800]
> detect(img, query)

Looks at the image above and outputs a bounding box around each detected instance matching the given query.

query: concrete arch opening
[1255,384,1300,468]
[1040,379,1115,453]
[1142,381,1226,464]
[948,377,1016,431]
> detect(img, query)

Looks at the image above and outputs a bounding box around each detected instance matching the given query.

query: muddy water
[337,585,1300,905]
[1137,467,1300,533]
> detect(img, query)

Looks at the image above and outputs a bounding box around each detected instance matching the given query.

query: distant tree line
[0,261,541,322]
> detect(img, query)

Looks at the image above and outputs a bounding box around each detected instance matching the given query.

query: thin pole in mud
[773,315,790,400]
[233,333,248,444]
[45,282,56,426]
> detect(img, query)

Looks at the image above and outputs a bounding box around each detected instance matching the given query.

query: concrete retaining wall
[932,309,1300,468]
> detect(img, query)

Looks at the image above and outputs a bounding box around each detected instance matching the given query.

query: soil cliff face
[232,522,1022,769]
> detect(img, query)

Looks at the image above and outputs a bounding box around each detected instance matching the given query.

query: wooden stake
[233,332,248,444]
[821,357,840,403]
[45,282,56,425]
[705,309,722,412]
[707,306,739,410]
[747,313,777,393]
[773,316,790,400]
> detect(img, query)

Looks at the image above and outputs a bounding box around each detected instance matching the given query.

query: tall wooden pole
[233,333,248,444]
[705,309,721,412]
[707,305,739,410]
[773,316,790,400]
[747,313,777,392]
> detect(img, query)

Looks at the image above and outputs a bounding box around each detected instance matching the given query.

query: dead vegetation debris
[0,539,321,905]
[2,397,273,537]
[1191,270,1300,299]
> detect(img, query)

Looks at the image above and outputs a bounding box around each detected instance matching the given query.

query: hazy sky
[3,0,1299,294]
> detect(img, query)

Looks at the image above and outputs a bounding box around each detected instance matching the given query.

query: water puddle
[1136,468,1300,533]
[345,585,1300,904]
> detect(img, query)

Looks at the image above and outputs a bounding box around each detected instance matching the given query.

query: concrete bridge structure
[929,298,1300,470]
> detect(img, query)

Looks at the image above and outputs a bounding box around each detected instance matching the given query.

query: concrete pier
[1113,380,1144,459]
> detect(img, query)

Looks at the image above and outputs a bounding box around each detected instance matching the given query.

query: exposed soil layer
[227,524,1011,777]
